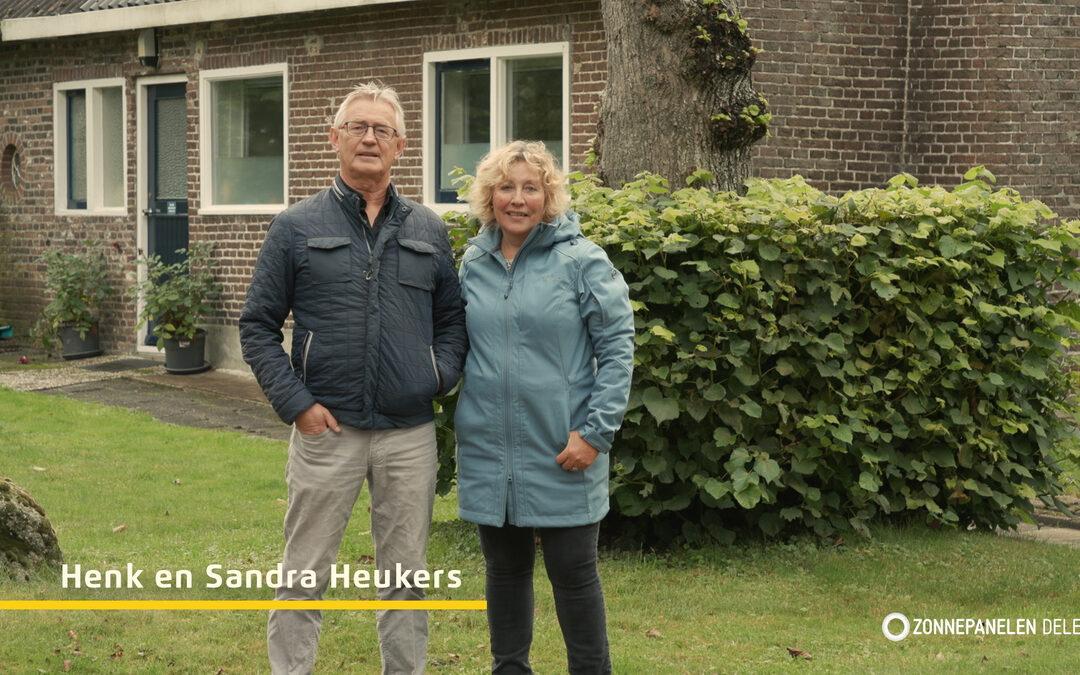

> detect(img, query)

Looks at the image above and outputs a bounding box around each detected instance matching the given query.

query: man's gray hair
[332,82,406,138]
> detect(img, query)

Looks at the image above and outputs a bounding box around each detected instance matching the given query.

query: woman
[455,140,635,674]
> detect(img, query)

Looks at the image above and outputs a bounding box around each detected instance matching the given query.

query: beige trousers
[267,421,437,675]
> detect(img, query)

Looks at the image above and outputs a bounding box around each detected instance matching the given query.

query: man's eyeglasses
[340,121,398,142]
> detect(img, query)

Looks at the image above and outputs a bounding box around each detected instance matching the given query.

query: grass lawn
[2,387,1080,673]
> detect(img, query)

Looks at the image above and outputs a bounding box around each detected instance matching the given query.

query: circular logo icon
[882,612,910,641]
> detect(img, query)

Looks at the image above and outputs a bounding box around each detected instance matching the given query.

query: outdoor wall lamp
[137,28,158,68]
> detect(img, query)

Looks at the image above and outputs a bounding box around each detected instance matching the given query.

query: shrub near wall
[439,168,1080,546]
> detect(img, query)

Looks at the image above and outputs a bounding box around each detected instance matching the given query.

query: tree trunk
[597,0,767,193]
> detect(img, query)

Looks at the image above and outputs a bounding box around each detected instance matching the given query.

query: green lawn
[2,387,1080,673]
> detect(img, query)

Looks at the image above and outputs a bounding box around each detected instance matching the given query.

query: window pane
[100,87,124,208]
[438,61,489,197]
[67,91,87,208]
[211,76,284,205]
[506,56,562,148]
[155,95,187,200]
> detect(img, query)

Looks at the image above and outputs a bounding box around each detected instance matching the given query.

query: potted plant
[130,241,222,374]
[36,241,115,359]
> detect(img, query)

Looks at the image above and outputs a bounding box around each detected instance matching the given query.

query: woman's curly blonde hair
[466,140,570,227]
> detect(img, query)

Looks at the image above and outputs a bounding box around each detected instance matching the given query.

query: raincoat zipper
[502,255,515,516]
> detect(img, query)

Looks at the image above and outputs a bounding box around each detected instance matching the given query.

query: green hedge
[438,168,1080,545]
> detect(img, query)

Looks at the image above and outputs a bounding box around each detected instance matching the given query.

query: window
[1,143,21,201]
[424,43,569,205]
[54,79,126,213]
[199,64,287,213]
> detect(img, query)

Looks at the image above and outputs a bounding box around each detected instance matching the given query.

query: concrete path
[1004,523,1080,548]
[1,352,289,441]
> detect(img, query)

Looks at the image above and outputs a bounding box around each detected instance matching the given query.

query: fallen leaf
[172,478,181,485]
[276,498,287,505]
[32,466,46,472]
[937,652,945,661]
[645,628,662,638]
[447,653,460,661]
[357,554,375,564]
[113,524,127,533]
[63,661,71,672]
[110,643,123,659]
[787,647,812,660]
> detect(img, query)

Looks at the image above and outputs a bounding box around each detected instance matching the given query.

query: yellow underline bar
[0,600,486,611]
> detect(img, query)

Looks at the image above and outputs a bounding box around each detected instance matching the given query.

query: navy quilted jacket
[239,177,467,429]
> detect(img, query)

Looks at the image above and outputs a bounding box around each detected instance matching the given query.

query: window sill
[55,206,127,217]
[197,204,287,217]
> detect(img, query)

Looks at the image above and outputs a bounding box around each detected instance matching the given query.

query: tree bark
[597,0,767,193]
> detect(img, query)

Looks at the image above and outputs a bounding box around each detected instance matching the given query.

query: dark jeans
[477,522,612,675]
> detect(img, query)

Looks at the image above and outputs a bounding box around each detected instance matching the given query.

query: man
[239,82,467,675]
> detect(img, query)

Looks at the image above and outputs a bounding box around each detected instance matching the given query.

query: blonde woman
[455,141,635,673]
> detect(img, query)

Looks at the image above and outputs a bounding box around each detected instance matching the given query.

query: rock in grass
[0,475,63,579]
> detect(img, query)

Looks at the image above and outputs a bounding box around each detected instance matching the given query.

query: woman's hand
[556,431,599,472]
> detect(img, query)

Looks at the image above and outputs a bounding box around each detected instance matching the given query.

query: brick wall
[0,0,1077,356]
[904,1,1080,218]
[743,0,1080,219]
[742,0,910,192]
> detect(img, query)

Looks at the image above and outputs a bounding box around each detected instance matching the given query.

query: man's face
[330,97,405,188]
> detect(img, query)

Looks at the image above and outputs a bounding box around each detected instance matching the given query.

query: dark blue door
[144,83,188,345]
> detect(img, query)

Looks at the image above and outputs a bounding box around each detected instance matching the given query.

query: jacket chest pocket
[397,238,437,291]
[307,237,351,285]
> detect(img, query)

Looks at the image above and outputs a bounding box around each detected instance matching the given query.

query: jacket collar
[469,211,581,256]
[331,175,399,225]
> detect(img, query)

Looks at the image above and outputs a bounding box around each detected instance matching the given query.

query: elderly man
[240,82,467,674]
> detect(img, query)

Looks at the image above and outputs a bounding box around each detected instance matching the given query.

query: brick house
[0,0,1076,372]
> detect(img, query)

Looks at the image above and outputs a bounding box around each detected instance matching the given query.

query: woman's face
[493,161,547,244]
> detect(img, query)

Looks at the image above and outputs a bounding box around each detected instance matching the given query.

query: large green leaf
[642,387,680,424]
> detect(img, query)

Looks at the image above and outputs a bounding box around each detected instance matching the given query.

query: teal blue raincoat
[454,212,635,527]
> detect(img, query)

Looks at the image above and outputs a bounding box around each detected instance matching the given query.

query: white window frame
[198,63,289,215]
[422,42,570,211]
[53,78,127,216]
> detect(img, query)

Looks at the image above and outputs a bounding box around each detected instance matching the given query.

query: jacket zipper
[361,225,374,281]
[503,261,515,514]
[501,249,523,519]
[302,331,315,382]
[429,345,442,393]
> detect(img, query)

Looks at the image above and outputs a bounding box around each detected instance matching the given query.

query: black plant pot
[163,328,210,374]
[60,321,103,360]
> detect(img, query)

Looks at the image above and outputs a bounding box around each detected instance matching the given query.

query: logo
[882,612,911,642]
